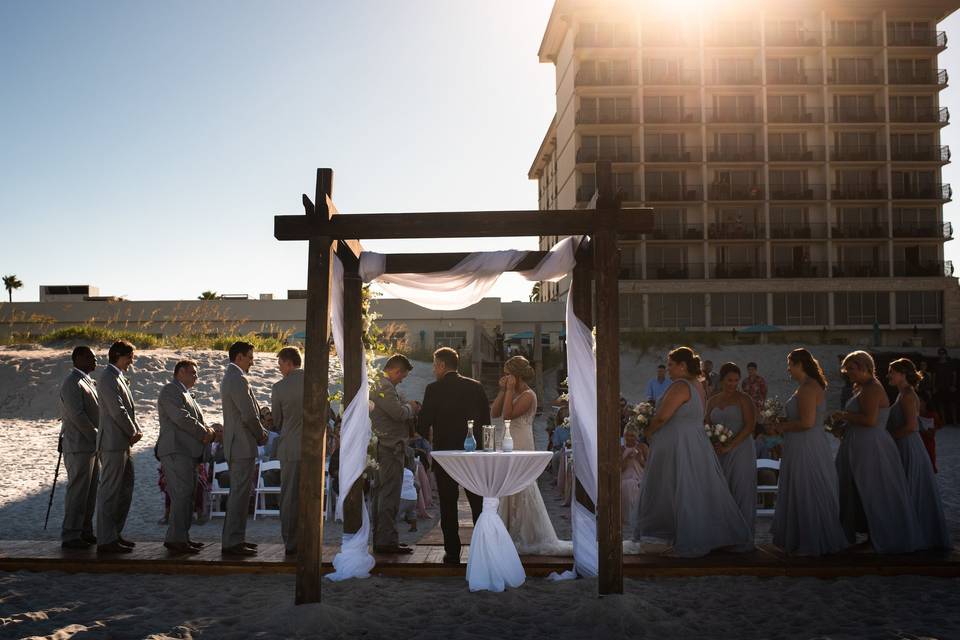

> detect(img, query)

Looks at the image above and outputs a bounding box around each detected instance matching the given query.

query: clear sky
[1,1,958,302]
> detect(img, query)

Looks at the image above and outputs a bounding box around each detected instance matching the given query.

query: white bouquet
[760,397,784,424]
[626,401,655,432]
[704,422,734,446]
[824,414,847,440]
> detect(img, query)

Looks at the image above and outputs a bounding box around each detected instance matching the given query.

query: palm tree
[198,291,219,300]
[3,275,23,302]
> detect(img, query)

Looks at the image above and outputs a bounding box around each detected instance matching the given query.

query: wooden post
[296,169,335,604]
[593,161,623,594]
[339,249,366,534]
[570,249,596,514]
[533,323,544,411]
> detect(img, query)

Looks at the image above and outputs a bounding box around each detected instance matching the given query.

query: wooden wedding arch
[273,163,653,603]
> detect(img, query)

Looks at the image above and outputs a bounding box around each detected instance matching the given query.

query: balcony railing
[709,222,766,239]
[893,261,954,277]
[576,147,641,163]
[889,107,949,124]
[646,147,701,162]
[827,69,883,84]
[644,108,702,124]
[832,224,887,238]
[891,184,952,200]
[575,33,637,48]
[831,145,886,161]
[705,31,761,46]
[708,147,763,162]
[772,262,826,278]
[710,262,766,278]
[770,223,828,239]
[575,70,638,86]
[832,261,888,278]
[641,263,707,280]
[769,146,826,161]
[705,68,762,85]
[890,145,951,162]
[828,31,883,47]
[770,184,828,200]
[647,224,705,240]
[832,185,888,200]
[765,30,822,47]
[767,69,822,84]
[643,69,700,85]
[575,108,641,125]
[707,108,762,123]
[707,184,764,201]
[889,69,948,86]
[768,107,825,123]
[892,222,953,239]
[831,108,885,123]
[887,30,947,48]
[646,185,703,202]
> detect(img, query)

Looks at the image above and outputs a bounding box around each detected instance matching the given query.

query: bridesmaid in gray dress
[771,349,848,556]
[886,358,951,550]
[834,351,919,553]
[705,362,757,551]
[637,347,752,557]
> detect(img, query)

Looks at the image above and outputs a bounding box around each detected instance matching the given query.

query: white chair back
[209,461,230,518]
[756,458,781,517]
[254,459,282,519]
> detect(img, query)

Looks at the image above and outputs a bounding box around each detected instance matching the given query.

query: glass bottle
[464,420,477,452]
[502,419,514,452]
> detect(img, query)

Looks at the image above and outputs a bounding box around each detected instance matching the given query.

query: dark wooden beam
[274,209,654,241]
[382,252,550,274]
[339,258,366,535]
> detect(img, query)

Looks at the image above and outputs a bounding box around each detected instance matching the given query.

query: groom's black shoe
[442,553,461,565]
[373,545,414,555]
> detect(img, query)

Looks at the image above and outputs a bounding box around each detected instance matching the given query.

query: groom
[418,347,489,564]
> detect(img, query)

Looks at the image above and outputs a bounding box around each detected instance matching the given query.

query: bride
[492,356,572,555]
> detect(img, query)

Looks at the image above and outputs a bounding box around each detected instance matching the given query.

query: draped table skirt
[431,450,554,592]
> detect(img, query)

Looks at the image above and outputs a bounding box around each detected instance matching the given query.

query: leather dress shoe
[81,534,97,545]
[117,537,136,549]
[242,542,258,549]
[164,542,200,554]
[373,545,414,555]
[222,544,257,557]
[62,539,93,550]
[188,541,205,550]
[284,547,298,556]
[442,554,461,565]
[97,541,133,554]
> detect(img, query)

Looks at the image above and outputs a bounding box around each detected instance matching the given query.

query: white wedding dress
[497,389,574,556]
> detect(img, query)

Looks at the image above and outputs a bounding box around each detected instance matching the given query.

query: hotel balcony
[765,30,822,47]
[831,145,887,161]
[893,260,954,277]
[770,184,828,201]
[770,223,828,239]
[889,107,949,124]
[575,108,642,125]
[576,147,641,163]
[574,33,637,48]
[707,107,762,123]
[827,31,884,47]
[891,184,952,200]
[769,146,826,162]
[767,68,822,85]
[832,184,888,200]
[888,69,948,86]
[709,223,766,239]
[827,69,884,85]
[887,30,947,48]
[646,185,703,202]
[646,147,701,163]
[768,107,825,123]
[636,262,707,280]
[707,184,764,201]
[832,261,888,278]
[643,69,700,85]
[831,108,885,123]
[710,262,766,279]
[708,147,763,162]
[890,145,951,162]
[647,224,705,240]
[705,68,762,85]
[644,107,701,124]
[705,30,761,46]
[772,262,827,278]
[642,32,696,47]
[892,222,953,239]
[574,69,638,87]
[832,224,888,239]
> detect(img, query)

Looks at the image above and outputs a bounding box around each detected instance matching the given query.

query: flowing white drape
[329,236,598,580]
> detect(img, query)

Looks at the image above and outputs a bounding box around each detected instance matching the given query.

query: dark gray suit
[59,368,100,542]
[370,373,414,548]
[220,363,266,548]
[96,365,141,545]
[157,381,209,544]
[271,368,303,553]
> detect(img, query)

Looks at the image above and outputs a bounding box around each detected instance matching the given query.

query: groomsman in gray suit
[96,340,142,554]
[59,346,101,549]
[157,360,216,554]
[271,347,304,555]
[220,341,268,556]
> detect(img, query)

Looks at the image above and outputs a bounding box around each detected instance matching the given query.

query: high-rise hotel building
[529,0,960,345]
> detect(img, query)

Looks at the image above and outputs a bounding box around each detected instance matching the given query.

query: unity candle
[482,424,495,452]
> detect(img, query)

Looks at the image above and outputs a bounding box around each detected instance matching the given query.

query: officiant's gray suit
[59,369,100,543]
[271,368,304,553]
[220,363,266,549]
[157,381,208,544]
[96,365,141,545]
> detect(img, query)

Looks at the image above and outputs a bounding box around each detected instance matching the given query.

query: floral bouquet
[704,422,734,446]
[363,434,381,481]
[824,414,847,440]
[626,401,655,432]
[759,397,784,424]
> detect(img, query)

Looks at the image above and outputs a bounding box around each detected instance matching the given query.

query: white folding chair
[756,458,781,517]
[209,461,230,518]
[254,460,282,519]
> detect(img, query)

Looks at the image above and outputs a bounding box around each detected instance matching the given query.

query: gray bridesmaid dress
[887,395,951,550]
[710,402,756,549]
[836,395,919,553]
[770,394,848,556]
[636,379,753,557]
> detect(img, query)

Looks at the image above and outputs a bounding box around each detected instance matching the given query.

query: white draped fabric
[328,236,598,581]
[431,451,554,592]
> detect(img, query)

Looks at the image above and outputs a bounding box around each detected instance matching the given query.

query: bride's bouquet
[364,434,381,482]
[824,414,847,440]
[704,422,734,446]
[626,401,655,433]
[759,397,784,424]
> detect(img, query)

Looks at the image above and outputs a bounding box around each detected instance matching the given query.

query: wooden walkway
[2,539,959,579]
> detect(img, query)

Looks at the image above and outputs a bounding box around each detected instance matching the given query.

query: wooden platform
[2,539,959,579]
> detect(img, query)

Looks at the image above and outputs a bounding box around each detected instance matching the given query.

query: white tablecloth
[431,450,553,592]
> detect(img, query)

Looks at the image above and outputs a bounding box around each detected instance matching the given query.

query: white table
[431,450,553,592]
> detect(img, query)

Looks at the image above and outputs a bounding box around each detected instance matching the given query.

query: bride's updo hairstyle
[504,355,535,385]
[668,346,702,379]
[788,348,828,389]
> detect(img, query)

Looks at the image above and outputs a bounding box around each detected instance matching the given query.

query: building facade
[530,0,960,346]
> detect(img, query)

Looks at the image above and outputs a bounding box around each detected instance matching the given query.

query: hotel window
[581,97,633,121]
[644,57,686,81]
[646,132,687,160]
[714,95,756,118]
[715,57,756,82]
[834,94,877,116]
[773,292,828,326]
[896,291,942,324]
[769,132,806,157]
[619,293,644,327]
[831,20,876,45]
[766,57,804,81]
[889,94,934,119]
[434,331,467,350]
[834,291,890,325]
[889,58,934,81]
[711,293,767,327]
[837,206,883,228]
[832,57,876,82]
[893,207,938,231]
[644,95,686,121]
[887,21,933,45]
[581,135,633,162]
[648,294,705,328]
[770,206,809,229]
[890,133,936,157]
[767,94,807,120]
